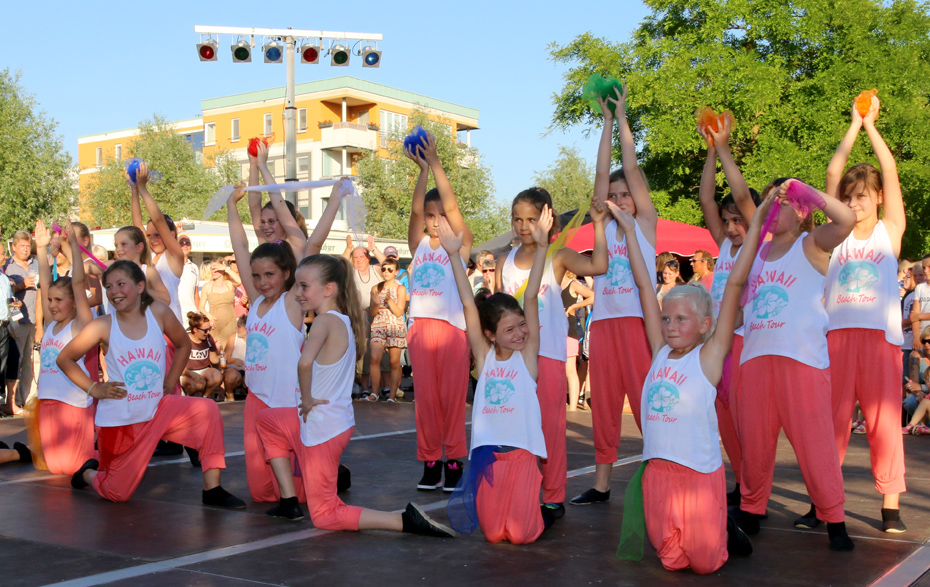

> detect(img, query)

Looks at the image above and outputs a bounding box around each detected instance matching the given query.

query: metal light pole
[194,26,383,207]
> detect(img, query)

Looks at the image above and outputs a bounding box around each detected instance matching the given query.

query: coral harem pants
[476,449,545,544]
[737,356,846,522]
[716,334,743,484]
[589,317,650,464]
[537,357,567,504]
[244,393,305,503]
[38,399,97,476]
[256,408,362,531]
[828,329,906,495]
[92,395,226,502]
[407,318,469,462]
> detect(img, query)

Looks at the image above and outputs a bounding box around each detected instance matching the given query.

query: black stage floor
[1,399,928,586]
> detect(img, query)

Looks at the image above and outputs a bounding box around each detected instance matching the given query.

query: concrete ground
[0,397,928,587]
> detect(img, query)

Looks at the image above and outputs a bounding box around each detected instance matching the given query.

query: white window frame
[297,156,310,175]
[114,144,121,161]
[205,122,216,146]
[95,147,102,168]
[379,110,408,148]
[298,108,307,132]
[264,113,273,136]
[231,118,240,142]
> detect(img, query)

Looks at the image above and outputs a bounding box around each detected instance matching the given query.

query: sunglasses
[196,326,213,333]
[482,268,495,273]
[179,240,191,246]
[922,339,930,344]
[383,267,396,273]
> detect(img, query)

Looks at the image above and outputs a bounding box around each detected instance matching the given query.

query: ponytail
[298,255,366,361]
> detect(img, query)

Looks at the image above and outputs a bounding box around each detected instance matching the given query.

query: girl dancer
[228,182,346,502]
[111,225,170,306]
[572,84,658,506]
[368,257,408,402]
[815,92,907,532]
[443,207,554,544]
[737,179,856,551]
[697,116,761,505]
[248,142,308,252]
[617,188,759,573]
[33,221,96,475]
[405,131,472,491]
[257,254,453,538]
[496,188,607,514]
[58,261,244,507]
[130,162,185,321]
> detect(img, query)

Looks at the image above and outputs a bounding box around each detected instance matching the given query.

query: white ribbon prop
[203,179,348,221]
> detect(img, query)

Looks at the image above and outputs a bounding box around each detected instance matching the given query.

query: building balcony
[320,122,377,152]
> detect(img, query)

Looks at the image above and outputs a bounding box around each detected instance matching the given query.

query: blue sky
[2,1,649,204]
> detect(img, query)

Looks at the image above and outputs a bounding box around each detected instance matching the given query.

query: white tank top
[231,333,247,362]
[904,283,930,350]
[154,254,182,321]
[300,312,356,447]
[352,264,380,312]
[245,293,302,408]
[97,308,166,427]
[741,236,830,368]
[641,345,722,473]
[825,221,902,345]
[470,349,547,458]
[710,238,745,337]
[591,219,657,323]
[408,235,466,331]
[38,320,92,408]
[501,245,568,362]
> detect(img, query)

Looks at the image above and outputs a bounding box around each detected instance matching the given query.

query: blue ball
[126,158,142,183]
[403,125,428,158]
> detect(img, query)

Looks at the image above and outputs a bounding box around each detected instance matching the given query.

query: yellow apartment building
[77,76,479,223]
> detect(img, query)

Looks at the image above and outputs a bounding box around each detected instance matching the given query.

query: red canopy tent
[561,218,719,257]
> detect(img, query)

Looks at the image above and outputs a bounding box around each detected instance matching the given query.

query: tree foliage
[0,69,74,239]
[356,110,506,245]
[550,0,930,254]
[82,114,243,228]
[532,145,594,212]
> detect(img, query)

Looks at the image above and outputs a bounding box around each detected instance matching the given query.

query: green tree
[83,114,243,228]
[0,69,74,239]
[549,0,930,254]
[532,145,594,212]
[356,110,506,245]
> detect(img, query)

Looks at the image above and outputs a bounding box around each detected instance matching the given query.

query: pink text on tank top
[481,365,520,416]
[831,246,887,305]
[40,336,66,375]
[645,364,688,424]
[744,268,798,333]
[411,251,450,297]
[602,242,635,297]
[244,320,275,373]
[115,347,164,402]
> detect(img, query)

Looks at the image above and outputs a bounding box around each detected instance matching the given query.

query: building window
[322,151,342,177]
[298,108,307,132]
[205,122,216,145]
[231,118,240,142]
[357,109,370,125]
[298,156,310,176]
[379,110,408,148]
[95,147,102,168]
[322,197,347,221]
[264,113,273,136]
[114,144,122,161]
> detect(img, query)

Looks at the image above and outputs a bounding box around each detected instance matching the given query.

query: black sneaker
[726,483,741,506]
[542,502,566,520]
[737,509,762,535]
[13,442,31,463]
[417,460,443,490]
[569,488,610,505]
[401,503,455,538]
[153,440,184,457]
[0,441,8,449]
[266,497,305,521]
[727,514,753,556]
[202,486,246,509]
[184,447,201,468]
[794,504,822,529]
[828,521,855,551]
[881,508,907,534]
[443,460,463,492]
[71,459,99,489]
[337,464,351,493]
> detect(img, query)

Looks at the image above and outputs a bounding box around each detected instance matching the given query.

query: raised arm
[145,266,171,306]
[803,182,857,257]
[698,139,725,247]
[62,222,93,326]
[862,96,905,252]
[247,151,265,243]
[367,235,387,265]
[255,142,306,249]
[607,84,657,244]
[406,144,430,251]
[305,181,346,257]
[136,163,183,277]
[708,115,756,223]
[607,202,662,356]
[555,196,609,279]
[129,177,146,236]
[592,95,615,209]
[34,220,53,326]
[520,206,552,378]
[825,106,863,197]
[422,132,473,259]
[438,216,490,366]
[703,192,774,376]
[227,185,260,301]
